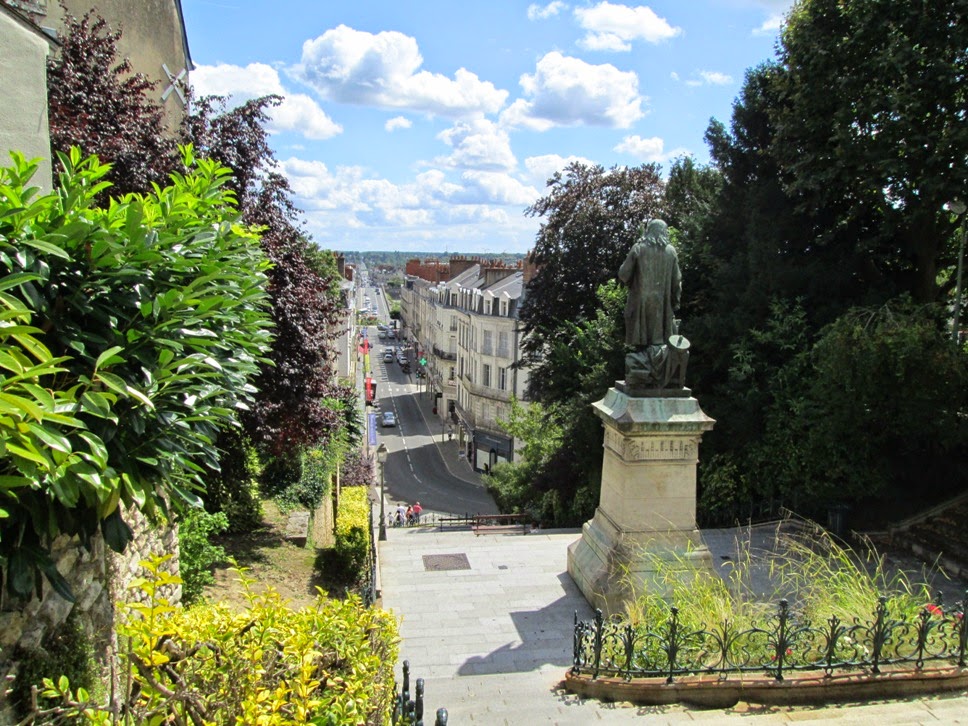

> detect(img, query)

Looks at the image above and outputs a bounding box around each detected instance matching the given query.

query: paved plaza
[379,526,968,725]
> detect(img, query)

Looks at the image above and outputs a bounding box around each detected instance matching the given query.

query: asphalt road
[367,321,498,518]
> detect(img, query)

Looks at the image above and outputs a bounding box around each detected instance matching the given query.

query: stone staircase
[882,494,968,580]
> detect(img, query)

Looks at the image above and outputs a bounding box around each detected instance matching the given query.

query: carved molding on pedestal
[603,428,699,463]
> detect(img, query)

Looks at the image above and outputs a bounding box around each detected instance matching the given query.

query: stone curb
[565,665,968,709]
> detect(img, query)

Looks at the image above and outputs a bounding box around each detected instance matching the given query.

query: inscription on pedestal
[604,427,698,462]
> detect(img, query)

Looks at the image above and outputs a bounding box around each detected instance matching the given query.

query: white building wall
[0,10,53,191]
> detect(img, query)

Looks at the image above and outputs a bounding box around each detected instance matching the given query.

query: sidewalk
[379,527,968,724]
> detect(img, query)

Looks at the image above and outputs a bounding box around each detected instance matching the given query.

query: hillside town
[2,1,968,724]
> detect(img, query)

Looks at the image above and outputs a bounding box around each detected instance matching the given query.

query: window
[482,330,493,355]
[498,367,507,391]
[482,364,491,388]
[498,331,509,358]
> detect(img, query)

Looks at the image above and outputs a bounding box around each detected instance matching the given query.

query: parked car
[383,352,393,363]
[381,411,396,427]
[398,355,408,365]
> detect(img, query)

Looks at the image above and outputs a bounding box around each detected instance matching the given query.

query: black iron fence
[392,660,448,726]
[573,594,968,683]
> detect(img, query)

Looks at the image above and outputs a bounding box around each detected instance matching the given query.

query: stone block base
[567,508,712,616]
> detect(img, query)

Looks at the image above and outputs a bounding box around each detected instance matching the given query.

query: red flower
[925,603,944,617]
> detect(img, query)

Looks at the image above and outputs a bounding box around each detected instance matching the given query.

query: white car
[383,352,393,363]
[381,411,397,427]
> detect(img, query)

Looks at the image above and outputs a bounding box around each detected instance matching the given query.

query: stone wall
[0,505,178,720]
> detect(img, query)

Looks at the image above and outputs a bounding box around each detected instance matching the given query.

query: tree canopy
[518,162,665,402]
[182,95,351,457]
[772,0,968,305]
[46,9,178,196]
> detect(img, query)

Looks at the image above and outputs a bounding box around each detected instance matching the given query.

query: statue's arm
[618,244,638,285]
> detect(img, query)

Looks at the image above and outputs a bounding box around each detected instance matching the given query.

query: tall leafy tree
[182,95,350,456]
[688,2,968,525]
[772,0,968,305]
[662,155,722,325]
[519,162,665,402]
[46,8,178,196]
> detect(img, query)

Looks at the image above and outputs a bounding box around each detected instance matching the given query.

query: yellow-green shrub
[332,486,371,584]
[36,556,399,725]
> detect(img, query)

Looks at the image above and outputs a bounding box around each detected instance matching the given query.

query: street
[360,282,498,518]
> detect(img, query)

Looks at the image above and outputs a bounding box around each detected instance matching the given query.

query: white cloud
[672,69,734,87]
[527,1,567,20]
[435,119,517,172]
[459,171,539,205]
[753,13,784,35]
[575,2,681,52]
[294,25,508,118]
[500,51,644,130]
[699,70,733,85]
[279,155,539,248]
[614,135,689,163]
[523,154,597,186]
[190,63,342,140]
[385,116,412,132]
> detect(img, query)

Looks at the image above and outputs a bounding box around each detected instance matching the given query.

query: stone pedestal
[567,386,715,615]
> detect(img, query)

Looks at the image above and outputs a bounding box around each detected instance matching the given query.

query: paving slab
[379,526,968,723]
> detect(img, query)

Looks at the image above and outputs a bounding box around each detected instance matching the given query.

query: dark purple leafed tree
[46,9,178,196]
[182,95,350,456]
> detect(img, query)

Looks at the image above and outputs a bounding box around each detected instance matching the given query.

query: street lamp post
[377,443,388,541]
[945,200,967,343]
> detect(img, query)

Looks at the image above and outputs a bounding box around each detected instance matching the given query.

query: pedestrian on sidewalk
[395,502,407,527]
[413,501,422,524]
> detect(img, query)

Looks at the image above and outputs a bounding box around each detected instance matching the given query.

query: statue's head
[641,219,669,247]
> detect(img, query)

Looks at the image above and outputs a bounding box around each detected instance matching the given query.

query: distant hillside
[344,251,525,273]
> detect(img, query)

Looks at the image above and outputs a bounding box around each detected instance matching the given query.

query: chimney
[523,250,541,285]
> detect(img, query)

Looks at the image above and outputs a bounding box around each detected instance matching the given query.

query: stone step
[285,510,310,547]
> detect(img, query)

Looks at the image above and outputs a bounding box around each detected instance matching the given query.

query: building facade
[402,257,531,473]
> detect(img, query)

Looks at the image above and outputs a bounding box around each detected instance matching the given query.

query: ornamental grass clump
[617,520,944,673]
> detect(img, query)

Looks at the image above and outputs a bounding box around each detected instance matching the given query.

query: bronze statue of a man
[619,219,681,347]
[618,219,688,391]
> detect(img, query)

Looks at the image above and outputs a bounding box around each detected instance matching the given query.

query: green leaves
[0,148,273,598]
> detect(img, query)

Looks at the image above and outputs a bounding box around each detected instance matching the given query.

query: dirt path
[203,501,325,611]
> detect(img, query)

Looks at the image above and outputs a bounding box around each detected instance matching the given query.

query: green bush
[0,148,273,599]
[177,508,229,606]
[204,430,263,534]
[30,556,399,724]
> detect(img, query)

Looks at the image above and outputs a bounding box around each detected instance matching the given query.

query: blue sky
[182,0,793,254]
